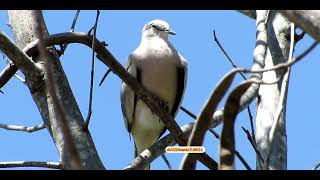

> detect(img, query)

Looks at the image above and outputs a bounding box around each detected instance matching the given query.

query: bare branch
[264,23,295,169]
[180,106,219,138]
[32,10,81,170]
[0,30,41,84]
[180,105,251,170]
[181,69,238,170]
[213,30,256,143]
[242,127,264,165]
[84,10,100,129]
[99,68,112,86]
[0,123,46,133]
[59,10,81,55]
[8,10,105,170]
[312,161,320,170]
[0,161,62,169]
[161,154,172,170]
[26,32,217,170]
[238,10,256,19]
[280,10,320,41]
[0,63,18,89]
[220,81,253,170]
[208,10,268,131]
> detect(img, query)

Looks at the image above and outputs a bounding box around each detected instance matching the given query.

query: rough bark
[7,10,105,170]
[280,10,320,42]
[255,11,290,170]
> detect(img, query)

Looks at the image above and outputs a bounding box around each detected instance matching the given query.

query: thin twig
[180,106,219,138]
[295,41,318,61]
[99,68,112,86]
[84,10,100,130]
[312,161,320,170]
[0,123,46,133]
[213,30,256,143]
[161,154,172,170]
[14,73,26,85]
[0,161,62,169]
[213,30,247,80]
[59,10,80,55]
[180,106,251,170]
[241,127,264,164]
[265,23,295,168]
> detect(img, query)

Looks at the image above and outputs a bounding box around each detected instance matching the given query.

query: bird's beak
[165,28,176,35]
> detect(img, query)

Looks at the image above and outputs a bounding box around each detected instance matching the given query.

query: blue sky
[0,10,319,170]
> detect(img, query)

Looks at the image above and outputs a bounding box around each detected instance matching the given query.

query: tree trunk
[7,10,105,170]
[255,11,291,170]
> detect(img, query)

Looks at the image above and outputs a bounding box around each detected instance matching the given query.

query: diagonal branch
[25,32,217,170]
[0,31,41,86]
[264,23,295,169]
[181,69,238,170]
[0,161,62,169]
[0,123,46,133]
[213,30,256,144]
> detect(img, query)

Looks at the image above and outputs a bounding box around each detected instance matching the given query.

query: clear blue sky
[0,10,319,170]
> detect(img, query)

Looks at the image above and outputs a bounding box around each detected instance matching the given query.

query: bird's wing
[120,54,139,133]
[158,54,188,139]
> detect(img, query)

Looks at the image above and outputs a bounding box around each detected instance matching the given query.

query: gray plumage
[120,19,188,169]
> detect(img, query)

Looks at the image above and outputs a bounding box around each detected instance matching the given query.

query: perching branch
[84,10,100,129]
[27,32,217,170]
[0,161,62,169]
[0,123,46,133]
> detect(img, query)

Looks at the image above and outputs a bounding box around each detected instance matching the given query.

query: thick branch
[238,10,256,20]
[8,10,104,170]
[0,161,62,169]
[0,31,41,84]
[33,10,81,170]
[280,10,320,41]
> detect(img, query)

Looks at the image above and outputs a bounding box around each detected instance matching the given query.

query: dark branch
[0,161,62,169]
[84,10,100,130]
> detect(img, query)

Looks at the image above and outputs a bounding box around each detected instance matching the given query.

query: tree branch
[264,23,295,169]
[0,30,41,86]
[181,69,239,170]
[24,32,217,170]
[280,10,320,41]
[0,123,46,133]
[84,10,100,129]
[32,10,82,170]
[0,161,62,169]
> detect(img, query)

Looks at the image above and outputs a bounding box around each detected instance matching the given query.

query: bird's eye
[151,24,157,29]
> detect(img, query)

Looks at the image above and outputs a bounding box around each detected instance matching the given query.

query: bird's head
[142,19,176,40]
